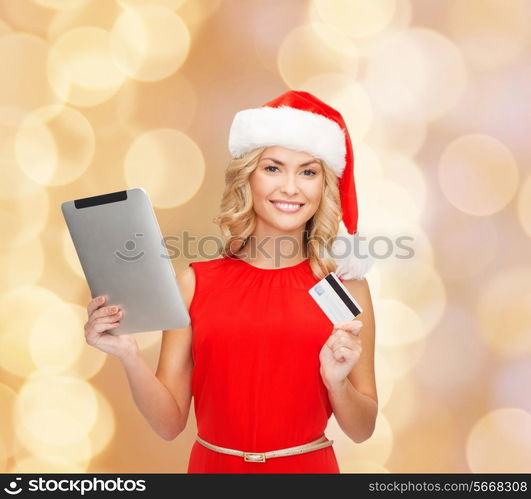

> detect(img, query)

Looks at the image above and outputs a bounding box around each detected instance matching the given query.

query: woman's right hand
[84,295,139,360]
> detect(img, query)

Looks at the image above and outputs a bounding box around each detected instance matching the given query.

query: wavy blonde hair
[213,146,342,280]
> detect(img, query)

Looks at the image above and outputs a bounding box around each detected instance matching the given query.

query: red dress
[186,256,340,473]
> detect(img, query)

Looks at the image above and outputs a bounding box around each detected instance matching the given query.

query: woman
[84,90,377,473]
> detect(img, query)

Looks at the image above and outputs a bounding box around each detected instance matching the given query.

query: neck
[238,221,308,268]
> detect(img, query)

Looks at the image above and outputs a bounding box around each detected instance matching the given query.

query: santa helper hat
[228,90,373,280]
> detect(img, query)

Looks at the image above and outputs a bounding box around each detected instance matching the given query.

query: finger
[86,321,120,343]
[333,345,353,362]
[87,295,106,316]
[332,342,354,354]
[333,345,362,362]
[334,319,363,330]
[96,311,123,326]
[85,314,121,337]
[328,333,357,350]
[326,331,343,348]
[91,306,123,321]
[86,315,121,334]
[333,321,363,336]
[85,322,121,338]
[333,319,363,331]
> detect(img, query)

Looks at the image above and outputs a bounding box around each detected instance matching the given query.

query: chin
[267,217,308,233]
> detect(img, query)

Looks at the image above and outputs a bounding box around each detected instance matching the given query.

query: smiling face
[248,145,324,234]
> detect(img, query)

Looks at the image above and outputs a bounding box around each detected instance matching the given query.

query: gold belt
[196,434,334,463]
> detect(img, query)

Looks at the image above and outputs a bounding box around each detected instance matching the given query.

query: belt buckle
[243,452,266,463]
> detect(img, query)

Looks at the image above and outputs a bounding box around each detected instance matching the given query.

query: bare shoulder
[341,277,374,330]
[175,265,196,311]
[342,277,372,306]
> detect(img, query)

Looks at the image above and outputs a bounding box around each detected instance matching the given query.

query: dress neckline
[230,256,310,272]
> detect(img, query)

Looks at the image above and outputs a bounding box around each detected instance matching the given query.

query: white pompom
[331,230,374,281]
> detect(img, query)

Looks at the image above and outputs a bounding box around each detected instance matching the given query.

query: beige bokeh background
[1,0,531,473]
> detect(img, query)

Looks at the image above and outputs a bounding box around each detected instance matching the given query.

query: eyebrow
[260,157,320,167]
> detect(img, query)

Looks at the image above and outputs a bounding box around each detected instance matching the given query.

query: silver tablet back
[61,187,190,334]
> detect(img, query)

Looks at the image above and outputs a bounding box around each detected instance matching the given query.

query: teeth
[273,202,301,211]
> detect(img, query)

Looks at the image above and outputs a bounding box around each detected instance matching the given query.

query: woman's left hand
[319,319,363,391]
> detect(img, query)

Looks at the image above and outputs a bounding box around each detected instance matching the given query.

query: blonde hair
[213,147,341,280]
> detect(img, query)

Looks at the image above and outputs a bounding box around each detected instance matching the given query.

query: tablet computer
[61,187,190,335]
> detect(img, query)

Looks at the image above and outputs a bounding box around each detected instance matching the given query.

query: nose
[280,172,300,196]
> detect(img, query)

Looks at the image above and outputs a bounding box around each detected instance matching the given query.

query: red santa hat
[228,90,373,280]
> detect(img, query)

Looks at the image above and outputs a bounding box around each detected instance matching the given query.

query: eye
[263,165,318,176]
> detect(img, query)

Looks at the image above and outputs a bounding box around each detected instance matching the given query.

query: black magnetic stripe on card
[324,274,361,316]
[74,190,128,209]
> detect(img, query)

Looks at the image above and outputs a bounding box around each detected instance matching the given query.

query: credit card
[308,272,363,324]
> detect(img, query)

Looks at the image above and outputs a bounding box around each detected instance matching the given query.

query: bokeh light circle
[380,152,426,210]
[0,106,43,200]
[277,24,359,89]
[123,128,205,208]
[0,286,62,377]
[14,429,93,469]
[431,211,499,281]
[381,376,418,432]
[47,27,126,107]
[492,358,531,414]
[365,110,426,157]
[448,0,531,71]
[365,28,467,121]
[0,33,61,111]
[15,373,99,446]
[413,304,488,400]
[312,0,397,38]
[377,336,427,380]
[0,187,49,251]
[29,302,87,372]
[0,236,45,294]
[15,105,95,186]
[377,262,446,334]
[88,388,116,457]
[438,134,519,216]
[0,384,19,464]
[374,299,425,345]
[466,407,531,472]
[10,455,86,473]
[110,5,191,81]
[476,266,531,357]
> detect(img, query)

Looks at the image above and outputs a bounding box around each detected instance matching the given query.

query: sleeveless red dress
[186,256,340,473]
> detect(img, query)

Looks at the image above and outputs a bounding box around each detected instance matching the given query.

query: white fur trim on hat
[332,232,374,280]
[228,105,347,177]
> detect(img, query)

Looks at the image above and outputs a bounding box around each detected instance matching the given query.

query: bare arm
[327,278,378,443]
[118,266,196,441]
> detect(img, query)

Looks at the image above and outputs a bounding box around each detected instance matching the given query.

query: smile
[269,200,305,213]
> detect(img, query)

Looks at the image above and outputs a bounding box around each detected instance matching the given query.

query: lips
[269,200,305,206]
[269,200,305,213]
